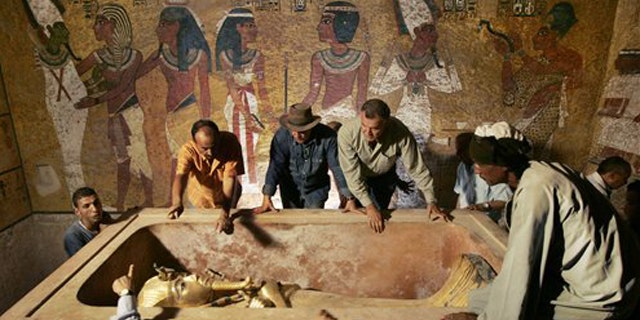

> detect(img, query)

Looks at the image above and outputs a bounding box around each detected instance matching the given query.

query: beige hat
[279,103,321,132]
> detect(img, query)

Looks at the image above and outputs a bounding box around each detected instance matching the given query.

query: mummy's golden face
[138,274,214,308]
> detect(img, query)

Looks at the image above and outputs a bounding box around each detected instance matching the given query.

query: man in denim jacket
[254,104,356,212]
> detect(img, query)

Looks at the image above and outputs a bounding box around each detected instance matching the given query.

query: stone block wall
[0,214,75,314]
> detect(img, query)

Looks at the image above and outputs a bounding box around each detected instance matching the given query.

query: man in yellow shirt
[167,120,244,233]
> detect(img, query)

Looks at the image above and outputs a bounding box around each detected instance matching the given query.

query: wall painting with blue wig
[2,0,630,212]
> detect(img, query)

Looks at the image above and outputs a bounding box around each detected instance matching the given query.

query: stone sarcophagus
[2,209,507,319]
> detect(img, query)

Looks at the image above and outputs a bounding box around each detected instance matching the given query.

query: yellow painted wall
[0,0,636,213]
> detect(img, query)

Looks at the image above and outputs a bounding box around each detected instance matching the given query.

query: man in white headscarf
[443,121,640,320]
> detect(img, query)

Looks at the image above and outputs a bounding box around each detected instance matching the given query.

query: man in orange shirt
[167,120,244,233]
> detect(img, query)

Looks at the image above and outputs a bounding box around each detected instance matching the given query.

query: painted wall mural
[301,1,370,124]
[488,2,583,160]
[371,0,462,208]
[136,5,212,205]
[0,68,8,116]
[0,67,18,175]
[23,0,89,198]
[0,0,630,211]
[74,3,154,211]
[0,170,31,228]
[0,116,21,173]
[0,65,31,229]
[216,7,273,193]
[370,0,462,139]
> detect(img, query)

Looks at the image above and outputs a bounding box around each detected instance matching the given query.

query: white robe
[27,0,88,197]
[476,161,640,319]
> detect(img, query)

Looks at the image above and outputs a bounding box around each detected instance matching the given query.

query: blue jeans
[279,181,327,209]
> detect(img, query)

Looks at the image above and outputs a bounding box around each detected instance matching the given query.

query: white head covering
[474,121,527,142]
[470,122,531,167]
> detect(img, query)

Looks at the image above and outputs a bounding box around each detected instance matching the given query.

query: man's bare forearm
[171,174,188,206]
[221,176,236,214]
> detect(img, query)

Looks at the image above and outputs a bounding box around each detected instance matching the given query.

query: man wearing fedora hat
[254,103,356,213]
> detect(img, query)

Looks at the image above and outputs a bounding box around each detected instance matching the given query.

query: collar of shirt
[305,128,321,144]
[191,142,220,171]
[369,117,400,147]
[587,171,612,198]
[194,146,210,161]
[78,220,99,235]
[293,138,318,162]
[291,127,321,147]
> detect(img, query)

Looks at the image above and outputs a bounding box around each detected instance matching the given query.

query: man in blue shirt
[453,132,512,222]
[63,187,109,256]
[254,104,356,212]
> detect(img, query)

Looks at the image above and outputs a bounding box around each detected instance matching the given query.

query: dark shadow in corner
[77,228,185,307]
